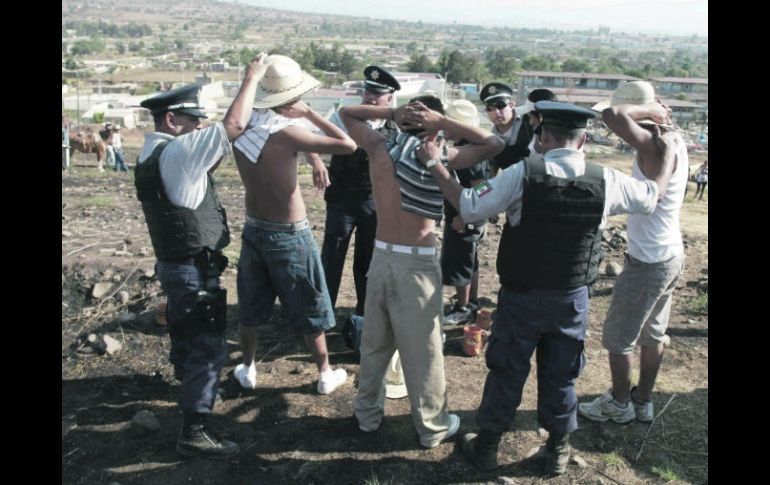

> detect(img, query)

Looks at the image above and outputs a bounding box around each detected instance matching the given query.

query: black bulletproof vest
[497,155,605,289]
[134,142,230,260]
[325,120,398,203]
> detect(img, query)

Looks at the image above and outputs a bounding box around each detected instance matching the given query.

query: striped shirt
[386,131,447,221]
[233,109,301,163]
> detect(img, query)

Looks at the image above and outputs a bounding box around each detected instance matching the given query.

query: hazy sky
[237,0,707,36]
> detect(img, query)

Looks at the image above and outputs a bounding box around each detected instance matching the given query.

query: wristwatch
[425,158,439,168]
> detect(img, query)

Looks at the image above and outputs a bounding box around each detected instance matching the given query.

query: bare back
[234,128,306,223]
[367,137,436,247]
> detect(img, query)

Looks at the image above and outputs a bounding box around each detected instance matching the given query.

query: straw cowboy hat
[445,99,480,127]
[591,81,671,127]
[252,55,321,109]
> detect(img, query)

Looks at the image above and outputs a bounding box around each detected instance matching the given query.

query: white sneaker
[317,368,348,395]
[578,390,635,423]
[421,413,461,448]
[234,363,257,390]
[630,387,654,423]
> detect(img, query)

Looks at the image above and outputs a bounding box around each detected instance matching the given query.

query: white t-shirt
[627,132,689,263]
[136,122,231,209]
[458,148,659,229]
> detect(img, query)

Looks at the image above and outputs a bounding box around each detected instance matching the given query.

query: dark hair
[409,95,445,114]
[152,111,166,127]
[543,124,583,143]
[528,89,557,103]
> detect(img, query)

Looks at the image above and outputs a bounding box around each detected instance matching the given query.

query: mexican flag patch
[473,181,493,197]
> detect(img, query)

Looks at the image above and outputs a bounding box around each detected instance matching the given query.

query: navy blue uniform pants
[156,259,227,415]
[477,285,588,436]
[320,199,377,315]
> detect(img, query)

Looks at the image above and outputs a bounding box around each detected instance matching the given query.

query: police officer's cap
[140,84,207,119]
[363,66,401,94]
[535,101,596,129]
[480,82,513,104]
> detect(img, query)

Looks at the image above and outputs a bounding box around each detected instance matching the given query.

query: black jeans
[320,199,377,315]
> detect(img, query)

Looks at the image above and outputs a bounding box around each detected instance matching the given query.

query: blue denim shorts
[237,221,335,334]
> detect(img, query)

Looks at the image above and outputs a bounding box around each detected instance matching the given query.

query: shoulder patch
[473,181,493,197]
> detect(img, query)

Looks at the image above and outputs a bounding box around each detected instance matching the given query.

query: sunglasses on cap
[485,101,509,112]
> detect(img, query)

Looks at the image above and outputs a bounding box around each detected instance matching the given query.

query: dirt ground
[62,139,708,485]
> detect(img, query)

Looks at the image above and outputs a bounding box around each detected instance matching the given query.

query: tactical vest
[134,142,230,260]
[325,120,398,202]
[497,155,605,290]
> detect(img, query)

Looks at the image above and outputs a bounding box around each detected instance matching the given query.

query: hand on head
[275,99,310,118]
[401,101,443,132]
[416,132,445,164]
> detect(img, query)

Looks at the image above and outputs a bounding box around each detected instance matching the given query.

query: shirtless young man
[340,95,503,448]
[231,55,357,395]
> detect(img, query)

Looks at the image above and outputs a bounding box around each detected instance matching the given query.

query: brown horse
[69,131,106,170]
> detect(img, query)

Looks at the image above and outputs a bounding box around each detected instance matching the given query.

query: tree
[438,50,479,83]
[485,48,520,80]
[407,54,434,73]
[560,58,590,73]
[521,55,556,71]
[65,57,78,70]
[115,42,126,55]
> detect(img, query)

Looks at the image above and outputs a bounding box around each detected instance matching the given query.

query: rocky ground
[62,142,708,485]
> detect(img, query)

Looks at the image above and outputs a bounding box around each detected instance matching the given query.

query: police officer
[417,101,676,474]
[480,83,559,173]
[134,52,267,460]
[318,65,400,344]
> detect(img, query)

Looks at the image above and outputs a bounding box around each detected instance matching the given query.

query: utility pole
[76,71,81,130]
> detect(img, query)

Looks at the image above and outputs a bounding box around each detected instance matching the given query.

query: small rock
[62,230,73,238]
[617,231,628,242]
[123,237,133,245]
[141,266,156,278]
[698,280,708,291]
[98,248,114,254]
[86,333,99,346]
[113,250,132,257]
[496,477,518,485]
[131,410,161,431]
[98,335,123,355]
[571,455,588,468]
[112,274,123,283]
[92,282,113,299]
[117,291,130,304]
[155,302,167,326]
[687,318,696,324]
[117,311,136,323]
[606,262,623,277]
[537,427,548,438]
[138,247,150,257]
[700,267,708,275]
[101,269,114,279]
[662,335,671,347]
[525,446,546,459]
[601,230,612,242]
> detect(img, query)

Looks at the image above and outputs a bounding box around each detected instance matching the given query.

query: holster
[196,249,228,279]
[169,288,228,339]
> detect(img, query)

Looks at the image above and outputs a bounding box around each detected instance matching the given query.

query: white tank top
[627,132,689,263]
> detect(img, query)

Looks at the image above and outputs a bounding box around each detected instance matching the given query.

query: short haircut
[152,111,166,128]
[528,88,557,103]
[544,125,584,143]
[409,95,445,114]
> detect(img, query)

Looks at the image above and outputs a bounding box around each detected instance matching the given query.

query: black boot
[544,432,571,475]
[461,429,502,471]
[176,412,239,460]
